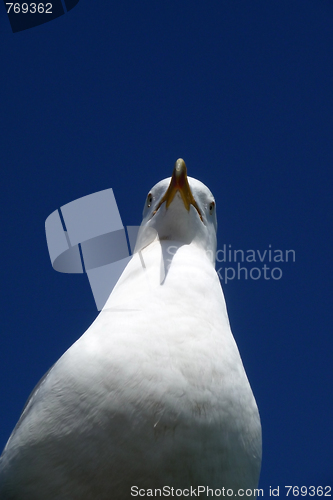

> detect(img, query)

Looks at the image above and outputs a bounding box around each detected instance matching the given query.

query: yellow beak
[154,159,203,220]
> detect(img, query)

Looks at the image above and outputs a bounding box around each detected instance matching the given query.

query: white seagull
[0,159,262,499]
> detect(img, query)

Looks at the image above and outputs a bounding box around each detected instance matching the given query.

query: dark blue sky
[1,0,332,495]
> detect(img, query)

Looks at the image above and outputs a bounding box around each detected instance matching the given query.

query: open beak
[153,159,203,221]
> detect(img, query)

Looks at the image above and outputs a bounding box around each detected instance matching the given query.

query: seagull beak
[154,159,203,220]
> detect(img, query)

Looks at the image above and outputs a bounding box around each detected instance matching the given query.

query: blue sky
[1,0,332,494]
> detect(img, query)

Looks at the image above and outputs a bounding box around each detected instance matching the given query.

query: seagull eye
[209,201,215,215]
[147,193,153,207]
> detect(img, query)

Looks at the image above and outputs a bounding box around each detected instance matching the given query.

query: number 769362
[6,3,53,14]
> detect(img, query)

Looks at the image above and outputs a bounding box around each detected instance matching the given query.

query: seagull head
[137,159,217,264]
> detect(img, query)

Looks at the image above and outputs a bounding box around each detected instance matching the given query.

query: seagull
[0,159,262,499]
